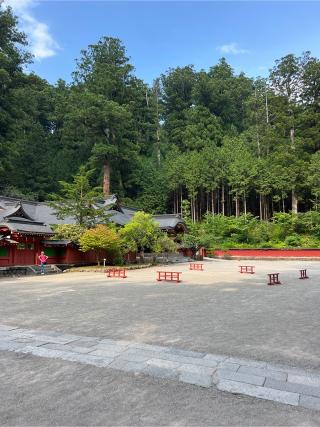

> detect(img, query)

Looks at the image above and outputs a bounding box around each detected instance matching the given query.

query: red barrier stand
[189,263,204,271]
[157,271,181,283]
[299,269,309,279]
[268,273,281,285]
[105,268,127,279]
[239,265,255,274]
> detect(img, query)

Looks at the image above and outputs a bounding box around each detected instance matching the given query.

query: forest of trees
[1,6,320,223]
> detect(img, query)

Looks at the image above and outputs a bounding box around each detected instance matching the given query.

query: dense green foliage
[51,224,86,244]
[1,6,320,227]
[79,224,121,265]
[119,211,170,261]
[49,167,110,227]
[183,211,320,249]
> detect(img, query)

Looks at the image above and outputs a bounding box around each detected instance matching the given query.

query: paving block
[217,370,266,386]
[265,378,320,398]
[25,345,113,367]
[39,343,69,352]
[98,339,131,349]
[24,340,50,347]
[288,374,320,388]
[227,357,267,368]
[9,331,35,339]
[217,379,300,406]
[0,341,27,351]
[12,338,34,343]
[99,338,118,346]
[20,345,65,359]
[121,361,146,374]
[167,348,205,358]
[121,348,161,360]
[179,371,212,387]
[178,364,216,376]
[146,358,180,369]
[238,366,287,381]
[59,352,113,367]
[117,352,152,363]
[66,345,95,354]
[41,343,91,354]
[266,363,309,377]
[89,348,124,358]
[143,365,178,380]
[299,395,320,411]
[154,352,200,364]
[214,369,241,384]
[130,343,168,353]
[70,338,100,348]
[217,362,240,372]
[108,358,132,370]
[203,354,228,363]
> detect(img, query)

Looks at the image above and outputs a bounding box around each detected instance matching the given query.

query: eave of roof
[42,240,72,246]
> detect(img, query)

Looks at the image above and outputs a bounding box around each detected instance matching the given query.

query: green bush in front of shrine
[192,211,320,250]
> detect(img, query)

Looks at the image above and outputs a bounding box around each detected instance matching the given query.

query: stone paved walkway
[1,324,320,412]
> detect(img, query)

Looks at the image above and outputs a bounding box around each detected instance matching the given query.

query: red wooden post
[105,268,127,278]
[268,273,281,285]
[299,269,309,279]
[190,263,204,271]
[156,271,181,283]
[239,265,255,274]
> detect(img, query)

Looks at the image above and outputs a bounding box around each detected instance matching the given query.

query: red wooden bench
[105,268,127,279]
[157,271,181,283]
[267,273,281,285]
[299,269,309,279]
[189,263,204,271]
[239,265,255,274]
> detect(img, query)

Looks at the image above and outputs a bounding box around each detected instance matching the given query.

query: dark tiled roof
[0,221,54,235]
[0,195,185,234]
[42,240,72,246]
[153,214,186,231]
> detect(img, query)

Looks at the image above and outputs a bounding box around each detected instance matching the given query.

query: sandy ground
[1,259,320,425]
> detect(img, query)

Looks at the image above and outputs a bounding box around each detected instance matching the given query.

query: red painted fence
[207,249,320,258]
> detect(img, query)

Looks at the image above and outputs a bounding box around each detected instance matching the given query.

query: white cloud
[217,43,250,55]
[3,0,59,60]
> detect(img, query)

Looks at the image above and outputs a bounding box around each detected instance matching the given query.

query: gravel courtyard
[1,259,319,369]
[1,259,320,425]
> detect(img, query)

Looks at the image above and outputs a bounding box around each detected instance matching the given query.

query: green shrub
[284,234,301,247]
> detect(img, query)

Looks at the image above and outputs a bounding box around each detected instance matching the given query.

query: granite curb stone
[1,324,320,412]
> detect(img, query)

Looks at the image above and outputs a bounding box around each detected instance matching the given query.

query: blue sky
[4,1,320,85]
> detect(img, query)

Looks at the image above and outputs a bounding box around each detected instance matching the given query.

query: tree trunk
[96,251,100,266]
[211,190,215,215]
[103,159,110,197]
[292,190,298,214]
[259,194,263,220]
[290,126,298,214]
[244,195,247,216]
[235,195,240,217]
[221,185,225,216]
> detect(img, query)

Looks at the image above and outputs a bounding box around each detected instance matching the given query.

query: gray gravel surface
[0,259,319,370]
[1,351,320,426]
